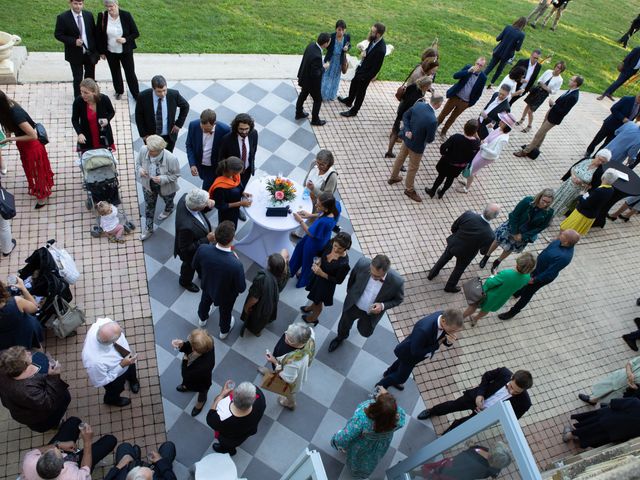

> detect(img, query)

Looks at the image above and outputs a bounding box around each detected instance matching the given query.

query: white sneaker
[198,319,208,328]
[139,229,153,241]
[457,178,467,186]
[219,316,235,340]
[456,186,469,194]
[158,210,173,221]
[1,166,7,175]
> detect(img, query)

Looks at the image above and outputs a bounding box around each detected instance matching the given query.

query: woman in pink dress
[457,112,516,194]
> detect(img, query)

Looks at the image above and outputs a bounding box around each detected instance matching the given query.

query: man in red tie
[55,0,98,98]
[218,113,259,221]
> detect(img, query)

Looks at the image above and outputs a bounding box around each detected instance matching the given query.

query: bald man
[82,317,139,407]
[498,229,579,319]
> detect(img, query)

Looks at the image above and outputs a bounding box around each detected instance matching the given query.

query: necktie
[76,14,83,37]
[367,41,374,54]
[155,98,163,135]
[241,138,247,169]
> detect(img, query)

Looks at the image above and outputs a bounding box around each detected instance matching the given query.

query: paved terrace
[0,52,638,478]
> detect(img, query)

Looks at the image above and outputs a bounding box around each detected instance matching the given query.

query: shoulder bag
[462,276,486,305]
[0,180,16,220]
[35,123,49,145]
[395,65,418,101]
[47,296,86,338]
[260,370,293,396]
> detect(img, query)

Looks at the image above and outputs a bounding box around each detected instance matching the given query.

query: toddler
[96,201,125,243]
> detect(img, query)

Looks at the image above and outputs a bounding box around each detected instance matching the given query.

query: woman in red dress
[0,90,54,208]
[71,78,116,152]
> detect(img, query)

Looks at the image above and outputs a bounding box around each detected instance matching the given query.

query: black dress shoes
[417,409,431,420]
[130,380,140,394]
[578,393,596,405]
[295,111,309,119]
[498,311,516,320]
[424,187,435,198]
[636,298,640,306]
[337,96,352,107]
[623,334,639,351]
[180,282,200,293]
[444,286,461,293]
[105,396,131,407]
[479,256,489,268]
[340,110,356,117]
[328,337,343,352]
[310,119,327,126]
[427,271,437,281]
[634,317,640,329]
[191,404,204,416]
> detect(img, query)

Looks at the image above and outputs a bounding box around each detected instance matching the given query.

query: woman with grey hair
[206,381,266,456]
[551,149,611,217]
[480,189,555,273]
[174,188,215,292]
[136,134,181,241]
[259,323,316,409]
[96,0,140,100]
[426,441,512,478]
[561,168,618,235]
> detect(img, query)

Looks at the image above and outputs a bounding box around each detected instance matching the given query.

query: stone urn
[0,32,21,63]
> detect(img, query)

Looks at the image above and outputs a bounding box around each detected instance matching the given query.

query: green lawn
[5,0,640,94]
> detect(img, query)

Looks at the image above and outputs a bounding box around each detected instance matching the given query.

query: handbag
[47,243,80,285]
[395,65,418,101]
[462,277,486,305]
[47,295,86,338]
[461,164,472,179]
[0,180,16,220]
[341,56,348,74]
[35,123,49,145]
[260,370,293,396]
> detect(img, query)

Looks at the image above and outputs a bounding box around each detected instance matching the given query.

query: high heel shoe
[491,259,501,274]
[521,126,531,133]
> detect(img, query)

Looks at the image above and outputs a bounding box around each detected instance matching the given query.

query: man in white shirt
[328,255,404,352]
[418,368,533,433]
[509,49,542,106]
[186,109,231,191]
[82,318,139,407]
[478,84,511,139]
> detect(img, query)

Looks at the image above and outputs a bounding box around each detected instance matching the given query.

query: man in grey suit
[328,255,404,352]
[428,203,501,293]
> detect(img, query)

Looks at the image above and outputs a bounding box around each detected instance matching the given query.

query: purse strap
[401,64,419,87]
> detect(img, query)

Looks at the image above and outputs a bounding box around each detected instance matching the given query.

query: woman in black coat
[172,328,216,417]
[96,0,140,100]
[71,78,115,152]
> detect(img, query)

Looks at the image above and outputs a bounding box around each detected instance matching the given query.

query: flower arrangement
[265,176,297,204]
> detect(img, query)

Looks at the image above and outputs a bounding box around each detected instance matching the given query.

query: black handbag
[266,207,290,217]
[0,181,16,220]
[35,123,49,145]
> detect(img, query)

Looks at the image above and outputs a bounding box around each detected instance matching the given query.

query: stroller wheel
[124,221,136,233]
[90,226,103,238]
[85,197,94,210]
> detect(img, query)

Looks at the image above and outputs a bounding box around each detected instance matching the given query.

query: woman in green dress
[551,149,610,217]
[331,386,406,478]
[464,252,536,327]
[578,356,640,405]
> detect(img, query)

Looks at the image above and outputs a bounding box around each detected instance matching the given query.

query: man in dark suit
[509,50,542,106]
[586,94,640,157]
[174,188,215,293]
[599,47,640,100]
[192,221,246,340]
[478,85,511,139]
[295,32,331,126]
[515,75,582,158]
[484,18,526,87]
[418,368,534,433]
[437,58,487,137]
[338,23,387,117]
[186,109,231,191]
[376,309,464,390]
[135,75,190,152]
[328,255,404,352]
[619,14,640,48]
[428,204,500,293]
[54,0,98,98]
[388,94,443,202]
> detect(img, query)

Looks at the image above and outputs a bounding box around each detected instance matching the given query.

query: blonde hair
[515,252,536,274]
[189,328,213,354]
[145,135,167,152]
[79,78,100,103]
[96,201,113,216]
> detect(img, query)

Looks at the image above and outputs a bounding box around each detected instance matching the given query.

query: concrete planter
[0,32,21,63]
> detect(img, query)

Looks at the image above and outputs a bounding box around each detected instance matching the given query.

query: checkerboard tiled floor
[130,80,436,479]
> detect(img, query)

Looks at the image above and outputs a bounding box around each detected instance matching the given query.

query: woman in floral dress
[321,20,350,101]
[551,149,610,217]
[331,387,406,478]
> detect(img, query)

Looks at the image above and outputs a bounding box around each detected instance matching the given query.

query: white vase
[0,32,21,63]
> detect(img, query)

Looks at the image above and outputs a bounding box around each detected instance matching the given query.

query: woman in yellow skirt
[560,169,617,235]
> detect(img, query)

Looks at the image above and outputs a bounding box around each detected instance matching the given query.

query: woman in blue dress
[321,20,351,101]
[289,192,340,288]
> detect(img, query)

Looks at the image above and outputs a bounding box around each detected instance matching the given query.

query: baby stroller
[80,148,135,238]
[18,240,73,326]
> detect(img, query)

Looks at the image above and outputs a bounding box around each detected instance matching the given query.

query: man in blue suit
[376,309,463,390]
[437,58,487,137]
[484,17,526,87]
[599,47,640,100]
[388,94,443,202]
[586,95,640,157]
[186,109,230,192]
[193,221,246,340]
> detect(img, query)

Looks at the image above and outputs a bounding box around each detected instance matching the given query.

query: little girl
[96,201,125,243]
